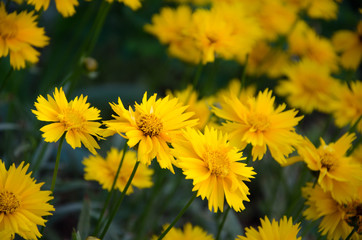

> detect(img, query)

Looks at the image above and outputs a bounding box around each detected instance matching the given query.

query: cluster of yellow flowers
[0,0,361,239]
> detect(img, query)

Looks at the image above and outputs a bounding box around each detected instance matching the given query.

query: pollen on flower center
[247,113,270,132]
[0,191,20,215]
[137,113,163,137]
[58,108,85,130]
[0,19,18,39]
[319,151,337,171]
[203,146,230,177]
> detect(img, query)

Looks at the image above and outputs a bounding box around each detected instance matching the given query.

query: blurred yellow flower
[167,85,211,130]
[288,21,338,72]
[213,89,303,164]
[191,2,261,63]
[152,223,214,240]
[27,0,79,17]
[144,5,201,64]
[173,127,255,212]
[305,0,338,20]
[332,21,362,70]
[32,87,103,155]
[297,133,362,203]
[0,161,54,240]
[0,3,49,69]
[236,216,301,240]
[303,182,362,240]
[103,92,197,173]
[83,148,153,194]
[331,80,362,133]
[276,59,341,113]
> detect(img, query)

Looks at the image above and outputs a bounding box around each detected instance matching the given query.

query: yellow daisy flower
[152,223,214,240]
[26,0,79,17]
[0,161,54,240]
[305,0,338,20]
[190,2,261,63]
[173,127,255,212]
[144,5,201,64]
[330,80,362,133]
[332,21,362,70]
[303,182,362,240]
[276,59,341,113]
[83,147,153,194]
[0,3,49,69]
[297,133,362,203]
[103,92,198,173]
[288,21,339,72]
[32,87,103,155]
[213,89,303,164]
[167,85,211,130]
[236,216,301,240]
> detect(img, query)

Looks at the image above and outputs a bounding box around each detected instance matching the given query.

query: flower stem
[157,192,197,240]
[0,68,13,92]
[193,62,203,89]
[216,206,230,240]
[98,161,140,239]
[50,134,65,193]
[93,142,128,236]
[345,227,356,240]
[240,54,249,90]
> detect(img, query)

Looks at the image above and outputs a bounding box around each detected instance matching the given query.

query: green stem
[157,192,197,240]
[0,68,13,92]
[193,62,203,89]
[240,54,249,90]
[98,161,140,239]
[50,134,65,193]
[93,142,128,236]
[216,206,230,240]
[345,227,356,240]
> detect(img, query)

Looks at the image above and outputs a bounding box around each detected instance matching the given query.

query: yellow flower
[215,79,256,105]
[297,133,362,203]
[302,182,362,240]
[332,21,362,70]
[276,59,341,113]
[190,2,261,63]
[152,223,214,240]
[26,0,79,17]
[305,0,338,20]
[288,21,338,72]
[83,147,153,194]
[245,40,290,78]
[236,216,301,240]
[144,5,201,64]
[0,161,54,239]
[0,3,49,69]
[32,87,103,155]
[330,80,362,133]
[213,89,303,164]
[103,92,197,173]
[167,85,211,130]
[173,127,255,212]
[256,0,297,41]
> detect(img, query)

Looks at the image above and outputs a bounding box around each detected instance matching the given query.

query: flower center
[0,18,18,39]
[247,113,270,132]
[0,191,20,215]
[343,202,362,234]
[137,113,163,137]
[58,108,85,130]
[319,148,337,171]
[203,146,230,177]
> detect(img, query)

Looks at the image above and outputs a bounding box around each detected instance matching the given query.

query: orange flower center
[0,191,20,215]
[247,113,270,132]
[58,108,85,130]
[0,18,18,39]
[203,146,230,177]
[137,113,163,137]
[319,148,337,171]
